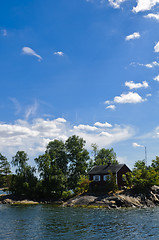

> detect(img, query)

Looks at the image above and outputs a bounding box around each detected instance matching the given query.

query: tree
[131,160,159,193]
[95,148,118,166]
[12,151,29,174]
[65,135,89,190]
[46,140,67,174]
[10,151,37,198]
[0,153,11,187]
[151,156,159,171]
[35,153,66,199]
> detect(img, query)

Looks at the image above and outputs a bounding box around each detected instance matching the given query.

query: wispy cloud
[125,32,140,41]
[125,81,149,89]
[22,47,42,61]
[154,41,159,52]
[25,101,38,119]
[145,13,159,21]
[114,92,146,104]
[54,51,64,56]
[133,0,159,13]
[131,61,159,68]
[9,98,21,115]
[108,0,127,8]
[106,105,116,110]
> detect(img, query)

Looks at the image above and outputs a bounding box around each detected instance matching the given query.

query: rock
[13,200,39,205]
[151,185,159,195]
[2,199,13,204]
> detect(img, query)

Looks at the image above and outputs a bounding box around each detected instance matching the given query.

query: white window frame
[93,175,101,181]
[103,175,109,181]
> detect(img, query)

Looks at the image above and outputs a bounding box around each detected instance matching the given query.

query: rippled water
[0,205,159,239]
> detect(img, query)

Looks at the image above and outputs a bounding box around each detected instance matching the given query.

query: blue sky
[1,0,159,168]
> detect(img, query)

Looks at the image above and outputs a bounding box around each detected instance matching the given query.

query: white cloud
[106,105,116,110]
[54,51,64,56]
[73,124,134,149]
[136,61,159,68]
[145,61,159,68]
[133,0,159,13]
[108,0,127,8]
[132,142,144,148]
[154,41,159,52]
[154,75,159,81]
[0,118,134,161]
[145,13,159,20]
[22,47,42,61]
[94,122,112,128]
[114,92,146,104]
[125,81,149,89]
[74,124,98,132]
[146,93,152,97]
[125,32,140,41]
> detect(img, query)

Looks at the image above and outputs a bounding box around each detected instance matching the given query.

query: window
[122,174,126,181]
[93,175,101,181]
[103,175,109,181]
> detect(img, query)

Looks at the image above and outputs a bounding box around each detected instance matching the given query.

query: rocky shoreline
[62,185,159,208]
[0,185,159,208]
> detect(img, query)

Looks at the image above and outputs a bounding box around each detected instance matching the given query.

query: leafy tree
[35,153,66,199]
[12,151,29,174]
[130,160,159,193]
[95,148,118,165]
[46,140,67,174]
[65,135,89,190]
[10,151,37,198]
[151,156,159,171]
[0,153,11,187]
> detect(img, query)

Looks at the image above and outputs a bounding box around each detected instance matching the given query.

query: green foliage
[94,148,118,166]
[35,153,66,199]
[105,171,118,193]
[0,153,12,187]
[12,151,29,174]
[151,156,159,171]
[61,190,73,200]
[75,175,91,194]
[129,160,159,193]
[10,151,37,198]
[65,135,89,190]
[46,139,68,174]
[7,137,159,200]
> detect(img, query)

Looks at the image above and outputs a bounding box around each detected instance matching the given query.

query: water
[0,205,158,240]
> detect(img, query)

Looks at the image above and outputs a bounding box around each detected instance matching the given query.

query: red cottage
[88,164,131,188]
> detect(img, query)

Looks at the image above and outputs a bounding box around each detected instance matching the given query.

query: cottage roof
[88,164,125,175]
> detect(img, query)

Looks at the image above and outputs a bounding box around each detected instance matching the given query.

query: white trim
[93,175,101,181]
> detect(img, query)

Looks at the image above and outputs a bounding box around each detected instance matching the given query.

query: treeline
[0,135,159,199]
[0,135,117,199]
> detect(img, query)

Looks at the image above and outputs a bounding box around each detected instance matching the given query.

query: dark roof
[88,164,125,175]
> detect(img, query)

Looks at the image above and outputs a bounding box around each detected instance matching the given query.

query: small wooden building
[88,163,131,188]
